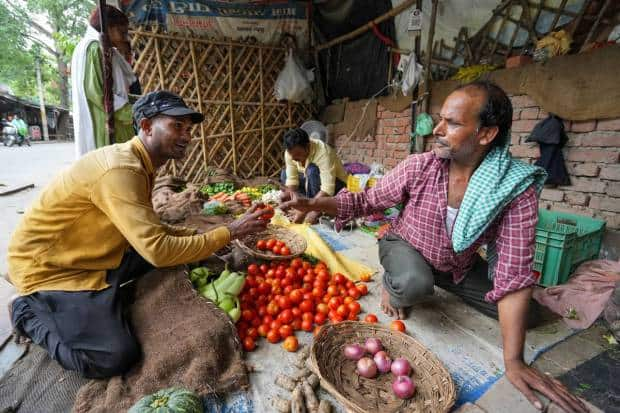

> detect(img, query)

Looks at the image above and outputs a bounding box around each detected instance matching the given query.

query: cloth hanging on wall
[314,0,395,101]
[526,114,571,186]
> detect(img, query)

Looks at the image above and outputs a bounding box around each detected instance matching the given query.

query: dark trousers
[10,251,153,379]
[379,233,541,327]
[280,163,345,198]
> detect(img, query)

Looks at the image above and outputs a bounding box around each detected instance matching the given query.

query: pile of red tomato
[255,238,291,256]
[236,257,369,352]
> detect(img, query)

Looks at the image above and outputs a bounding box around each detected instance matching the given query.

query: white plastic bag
[274,49,313,103]
[397,52,423,96]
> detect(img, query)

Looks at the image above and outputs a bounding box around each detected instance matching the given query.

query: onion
[364,338,383,355]
[356,357,378,378]
[392,375,416,399]
[373,351,392,373]
[343,344,365,360]
[391,358,412,376]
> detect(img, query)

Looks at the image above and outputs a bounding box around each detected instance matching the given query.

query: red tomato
[291,258,302,269]
[267,329,280,343]
[291,318,302,330]
[301,319,313,332]
[364,314,378,323]
[256,240,267,251]
[360,273,371,282]
[260,264,269,274]
[280,246,291,256]
[311,287,323,298]
[357,283,369,296]
[343,296,354,304]
[328,310,337,321]
[278,324,293,338]
[299,299,314,313]
[303,292,313,301]
[247,264,259,275]
[313,325,323,337]
[347,313,359,321]
[246,327,259,340]
[348,287,361,300]
[251,317,261,327]
[336,304,349,318]
[278,309,294,324]
[282,335,299,352]
[333,273,346,285]
[258,282,271,295]
[278,296,292,310]
[266,302,279,316]
[314,312,327,325]
[241,309,254,322]
[262,315,273,325]
[289,289,303,304]
[345,280,355,289]
[283,285,293,295]
[302,312,314,323]
[328,297,341,311]
[272,246,281,255]
[317,270,330,283]
[316,303,329,315]
[347,301,361,315]
[257,324,269,337]
[390,320,406,332]
[327,285,338,296]
[332,314,345,323]
[266,239,277,250]
[243,337,256,351]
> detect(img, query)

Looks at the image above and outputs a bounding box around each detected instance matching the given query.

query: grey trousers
[380,233,541,326]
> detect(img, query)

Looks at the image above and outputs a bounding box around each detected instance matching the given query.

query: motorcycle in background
[2,119,31,147]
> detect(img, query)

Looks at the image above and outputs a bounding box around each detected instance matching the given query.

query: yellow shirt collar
[131,136,155,176]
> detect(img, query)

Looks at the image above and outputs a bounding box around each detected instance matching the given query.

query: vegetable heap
[202,200,228,216]
[235,257,369,352]
[343,337,416,399]
[190,266,246,322]
[128,387,202,413]
[200,182,235,196]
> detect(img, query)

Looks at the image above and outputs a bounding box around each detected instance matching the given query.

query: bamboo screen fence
[130,27,314,182]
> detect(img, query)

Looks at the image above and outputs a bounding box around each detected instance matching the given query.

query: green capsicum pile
[189,266,246,322]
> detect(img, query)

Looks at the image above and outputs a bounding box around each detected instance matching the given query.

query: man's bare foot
[380,287,407,319]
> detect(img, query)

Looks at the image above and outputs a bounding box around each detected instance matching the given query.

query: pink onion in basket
[343,343,365,360]
[391,358,412,376]
[364,337,383,355]
[393,375,416,399]
[373,350,392,373]
[356,357,378,378]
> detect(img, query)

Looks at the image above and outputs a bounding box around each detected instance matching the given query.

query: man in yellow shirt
[281,128,348,223]
[8,91,267,378]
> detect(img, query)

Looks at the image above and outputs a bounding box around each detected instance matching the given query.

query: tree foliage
[0,0,94,105]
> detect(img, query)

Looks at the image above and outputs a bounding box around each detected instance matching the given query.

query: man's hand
[304,211,320,224]
[226,204,268,240]
[293,210,307,224]
[505,359,588,413]
[279,191,314,214]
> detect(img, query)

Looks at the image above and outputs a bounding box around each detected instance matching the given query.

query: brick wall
[333,95,620,230]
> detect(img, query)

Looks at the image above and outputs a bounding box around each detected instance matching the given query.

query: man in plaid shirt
[281,82,586,412]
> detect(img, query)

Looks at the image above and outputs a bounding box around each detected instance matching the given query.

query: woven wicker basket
[308,322,456,413]
[233,226,307,260]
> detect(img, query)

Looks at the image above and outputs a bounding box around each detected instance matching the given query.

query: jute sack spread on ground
[72,268,248,413]
[152,176,207,223]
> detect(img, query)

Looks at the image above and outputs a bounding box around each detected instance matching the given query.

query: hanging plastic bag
[397,52,423,96]
[274,49,313,103]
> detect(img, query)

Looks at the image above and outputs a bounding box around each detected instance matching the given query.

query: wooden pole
[582,0,612,50]
[228,44,237,175]
[259,48,266,176]
[34,57,49,141]
[422,0,439,114]
[190,40,208,179]
[412,0,423,153]
[97,0,115,144]
[315,0,416,51]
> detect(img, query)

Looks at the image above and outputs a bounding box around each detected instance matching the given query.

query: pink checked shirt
[336,152,539,303]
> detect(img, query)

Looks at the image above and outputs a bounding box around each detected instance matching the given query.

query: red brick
[600,165,620,181]
[563,120,571,131]
[511,119,538,132]
[510,145,540,158]
[520,108,539,120]
[596,212,620,230]
[568,163,600,177]
[510,133,521,145]
[538,110,549,119]
[564,148,619,163]
[570,120,597,133]
[608,182,620,197]
[589,196,620,213]
[565,191,589,206]
[512,110,521,121]
[579,131,619,147]
[596,118,620,131]
[541,189,564,201]
[374,149,386,158]
[393,150,408,159]
[560,176,607,193]
[510,95,538,108]
[394,117,411,127]
[380,118,397,127]
[564,134,582,146]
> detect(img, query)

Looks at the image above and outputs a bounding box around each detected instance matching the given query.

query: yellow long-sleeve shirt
[8,137,230,295]
[284,138,348,196]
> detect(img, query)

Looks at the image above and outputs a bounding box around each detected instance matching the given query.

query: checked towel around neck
[452,143,547,254]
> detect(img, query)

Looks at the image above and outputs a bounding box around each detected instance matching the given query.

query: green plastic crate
[534,209,606,286]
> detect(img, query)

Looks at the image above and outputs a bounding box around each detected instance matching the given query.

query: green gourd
[128,388,203,413]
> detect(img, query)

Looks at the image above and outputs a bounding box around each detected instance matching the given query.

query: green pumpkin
[128,388,203,413]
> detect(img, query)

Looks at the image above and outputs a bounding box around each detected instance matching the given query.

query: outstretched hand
[505,359,588,413]
[279,191,314,214]
[226,204,268,240]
